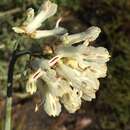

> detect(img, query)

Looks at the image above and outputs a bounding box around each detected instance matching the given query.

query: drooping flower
[61,26,101,45]
[56,44,110,76]
[61,88,82,113]
[44,93,61,116]
[26,68,44,95]
[56,62,100,101]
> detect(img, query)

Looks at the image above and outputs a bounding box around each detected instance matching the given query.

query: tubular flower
[12,1,67,38]
[27,59,70,116]
[26,68,44,94]
[44,93,61,116]
[61,88,82,113]
[56,62,99,101]
[61,26,101,45]
[56,44,110,75]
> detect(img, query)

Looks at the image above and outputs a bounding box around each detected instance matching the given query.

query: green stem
[4,49,17,130]
[4,97,12,130]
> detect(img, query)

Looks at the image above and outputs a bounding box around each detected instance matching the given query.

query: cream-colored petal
[31,27,67,39]
[26,76,37,95]
[25,1,57,33]
[48,79,71,97]
[44,93,61,117]
[84,26,101,42]
[12,27,25,33]
[70,45,110,69]
[39,66,70,97]
[23,8,35,26]
[83,46,110,63]
[82,92,96,101]
[83,63,107,78]
[57,63,83,89]
[81,76,100,91]
[61,26,101,45]
[61,88,81,113]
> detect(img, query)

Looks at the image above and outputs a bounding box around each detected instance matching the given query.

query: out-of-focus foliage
[53,0,80,10]
[0,0,130,130]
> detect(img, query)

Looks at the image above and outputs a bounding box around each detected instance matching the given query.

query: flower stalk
[4,47,37,130]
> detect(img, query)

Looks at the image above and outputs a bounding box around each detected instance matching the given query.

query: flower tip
[86,26,101,42]
[44,93,61,117]
[26,8,34,15]
[35,104,39,112]
[41,0,58,16]
[12,27,24,33]
[89,26,101,34]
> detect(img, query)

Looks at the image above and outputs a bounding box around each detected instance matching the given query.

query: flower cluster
[13,1,110,116]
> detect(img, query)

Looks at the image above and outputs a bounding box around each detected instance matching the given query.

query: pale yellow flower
[31,27,67,39]
[26,69,43,94]
[56,62,99,101]
[61,88,82,113]
[44,93,61,117]
[13,1,57,33]
[61,26,101,45]
[56,44,110,77]
[12,1,67,39]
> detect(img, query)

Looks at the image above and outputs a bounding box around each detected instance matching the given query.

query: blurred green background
[0,0,130,130]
